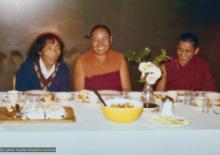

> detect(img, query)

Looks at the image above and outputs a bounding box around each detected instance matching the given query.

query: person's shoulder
[59,60,69,69]
[19,58,33,69]
[109,50,124,61]
[58,61,70,76]
[194,56,210,67]
[164,55,176,67]
[16,58,34,75]
[78,51,90,58]
[75,51,91,63]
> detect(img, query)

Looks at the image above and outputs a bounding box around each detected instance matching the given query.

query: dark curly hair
[28,32,64,62]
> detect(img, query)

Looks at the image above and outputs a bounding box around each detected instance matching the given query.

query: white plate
[148,115,190,127]
[24,90,50,96]
[98,90,122,95]
[144,107,160,112]
[53,92,73,101]
[144,107,159,112]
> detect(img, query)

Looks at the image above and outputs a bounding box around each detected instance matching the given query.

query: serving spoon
[94,91,107,106]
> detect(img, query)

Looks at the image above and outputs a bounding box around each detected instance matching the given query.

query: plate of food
[148,115,190,127]
[74,90,98,104]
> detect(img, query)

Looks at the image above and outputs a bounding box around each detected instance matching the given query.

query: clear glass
[183,91,192,105]
[142,82,155,107]
[201,97,209,113]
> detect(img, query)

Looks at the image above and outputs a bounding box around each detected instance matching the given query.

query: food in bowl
[102,99,143,123]
[111,102,134,108]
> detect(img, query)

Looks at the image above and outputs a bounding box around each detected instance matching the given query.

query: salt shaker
[161,96,174,116]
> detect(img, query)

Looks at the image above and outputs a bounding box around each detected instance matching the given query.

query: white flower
[139,61,161,85]
[152,66,161,79]
[138,62,155,74]
[146,74,157,85]
[146,73,160,85]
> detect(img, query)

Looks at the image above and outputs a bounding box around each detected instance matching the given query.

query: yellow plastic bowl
[102,99,143,123]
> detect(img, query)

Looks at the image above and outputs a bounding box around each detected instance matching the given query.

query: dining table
[0,91,220,155]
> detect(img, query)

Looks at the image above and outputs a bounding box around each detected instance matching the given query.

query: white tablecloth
[0,92,220,155]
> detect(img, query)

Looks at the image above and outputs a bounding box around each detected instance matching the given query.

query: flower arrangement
[125,47,170,85]
[138,61,161,85]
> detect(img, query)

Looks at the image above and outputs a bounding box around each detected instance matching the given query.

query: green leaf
[152,49,170,66]
[138,48,150,62]
[125,50,137,62]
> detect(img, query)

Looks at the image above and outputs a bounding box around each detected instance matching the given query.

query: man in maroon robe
[157,32,216,91]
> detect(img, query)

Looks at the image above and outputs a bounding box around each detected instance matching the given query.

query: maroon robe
[165,55,216,91]
[85,71,122,91]
[78,50,124,91]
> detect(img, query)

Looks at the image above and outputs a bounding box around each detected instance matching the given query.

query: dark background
[0,0,219,91]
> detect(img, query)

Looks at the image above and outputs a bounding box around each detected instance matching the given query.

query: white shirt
[39,57,55,79]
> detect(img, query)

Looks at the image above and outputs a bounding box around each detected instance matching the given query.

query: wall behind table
[0,0,219,91]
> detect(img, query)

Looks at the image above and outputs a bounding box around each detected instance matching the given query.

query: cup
[7,90,19,105]
[201,97,209,113]
[183,91,192,105]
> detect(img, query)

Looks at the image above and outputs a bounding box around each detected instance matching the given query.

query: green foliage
[125,48,170,66]
[152,49,170,66]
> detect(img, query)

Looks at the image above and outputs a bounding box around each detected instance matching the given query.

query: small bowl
[54,92,73,101]
[205,92,220,102]
[102,98,143,123]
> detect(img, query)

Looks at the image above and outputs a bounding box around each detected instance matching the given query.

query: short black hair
[89,24,111,38]
[178,32,199,48]
[28,32,64,62]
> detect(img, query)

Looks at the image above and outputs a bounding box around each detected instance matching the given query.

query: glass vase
[142,82,155,107]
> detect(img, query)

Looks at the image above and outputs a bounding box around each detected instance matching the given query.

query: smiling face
[40,39,61,69]
[177,40,199,67]
[91,28,112,56]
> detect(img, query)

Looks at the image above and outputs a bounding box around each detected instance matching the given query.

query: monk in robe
[73,24,131,91]
[157,32,216,91]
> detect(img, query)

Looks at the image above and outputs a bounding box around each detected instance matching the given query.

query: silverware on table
[94,91,107,106]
